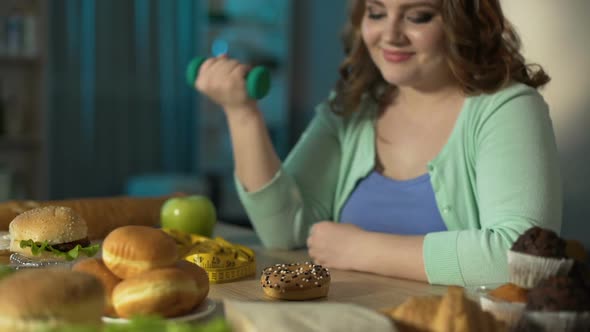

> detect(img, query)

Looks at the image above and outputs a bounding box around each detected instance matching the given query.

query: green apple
[160,195,217,237]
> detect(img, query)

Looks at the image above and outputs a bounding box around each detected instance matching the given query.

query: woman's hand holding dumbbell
[187,55,271,114]
[188,55,281,193]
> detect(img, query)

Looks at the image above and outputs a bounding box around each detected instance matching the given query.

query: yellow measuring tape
[162,228,256,283]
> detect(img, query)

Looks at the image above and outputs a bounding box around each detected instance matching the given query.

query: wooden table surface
[208,223,447,311]
[0,223,448,311]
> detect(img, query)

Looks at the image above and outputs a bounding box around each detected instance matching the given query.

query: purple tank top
[340,170,447,235]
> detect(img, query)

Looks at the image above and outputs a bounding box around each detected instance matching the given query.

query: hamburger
[0,268,105,331]
[9,206,99,262]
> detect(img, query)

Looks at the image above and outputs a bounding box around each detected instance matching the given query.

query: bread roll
[0,269,105,331]
[102,226,177,279]
[260,262,331,300]
[176,260,210,305]
[73,258,122,317]
[112,267,201,318]
[0,196,171,240]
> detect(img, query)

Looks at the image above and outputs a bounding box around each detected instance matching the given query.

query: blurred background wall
[0,0,588,248]
[0,0,347,226]
[501,0,590,248]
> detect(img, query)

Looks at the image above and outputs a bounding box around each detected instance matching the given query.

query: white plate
[102,298,216,324]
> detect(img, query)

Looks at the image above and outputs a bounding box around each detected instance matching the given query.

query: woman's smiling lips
[382,50,415,63]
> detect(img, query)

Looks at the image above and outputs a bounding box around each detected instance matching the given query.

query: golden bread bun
[260,262,330,300]
[73,258,122,317]
[0,269,105,331]
[102,226,177,279]
[112,267,201,318]
[9,206,88,258]
[176,260,210,305]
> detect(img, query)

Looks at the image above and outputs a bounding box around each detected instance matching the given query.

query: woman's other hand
[307,221,367,270]
[307,221,427,281]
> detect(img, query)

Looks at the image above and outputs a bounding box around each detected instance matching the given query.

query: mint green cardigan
[235,83,562,286]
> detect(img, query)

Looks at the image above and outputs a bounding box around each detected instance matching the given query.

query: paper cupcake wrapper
[479,295,525,327]
[507,251,574,288]
[523,311,590,331]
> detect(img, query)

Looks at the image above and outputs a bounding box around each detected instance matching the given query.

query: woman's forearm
[225,106,281,192]
[355,232,428,282]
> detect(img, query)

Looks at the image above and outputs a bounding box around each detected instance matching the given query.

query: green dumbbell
[186,56,271,100]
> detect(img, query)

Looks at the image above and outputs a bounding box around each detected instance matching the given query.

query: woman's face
[361,0,450,89]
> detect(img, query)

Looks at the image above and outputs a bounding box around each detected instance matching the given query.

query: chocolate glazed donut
[260,262,330,300]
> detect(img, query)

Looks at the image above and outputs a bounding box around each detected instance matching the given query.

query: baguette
[0,196,170,240]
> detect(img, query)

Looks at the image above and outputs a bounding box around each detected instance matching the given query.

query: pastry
[385,286,506,332]
[488,283,528,303]
[526,275,590,312]
[260,262,330,300]
[508,226,574,288]
[520,269,590,331]
[511,226,567,258]
[102,226,178,279]
[176,260,210,306]
[73,258,122,317]
[112,267,201,318]
[0,269,105,331]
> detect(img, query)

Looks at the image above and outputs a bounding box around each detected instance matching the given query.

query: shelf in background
[0,55,41,66]
[0,136,40,151]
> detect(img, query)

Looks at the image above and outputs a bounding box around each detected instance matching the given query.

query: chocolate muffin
[516,260,590,331]
[508,227,575,288]
[511,226,567,258]
[526,275,590,312]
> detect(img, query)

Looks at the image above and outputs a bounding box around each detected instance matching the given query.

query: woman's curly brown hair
[331,0,550,114]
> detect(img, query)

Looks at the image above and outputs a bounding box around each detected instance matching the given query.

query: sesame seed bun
[0,269,105,331]
[73,258,122,317]
[112,267,200,318]
[102,226,178,279]
[9,206,88,259]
